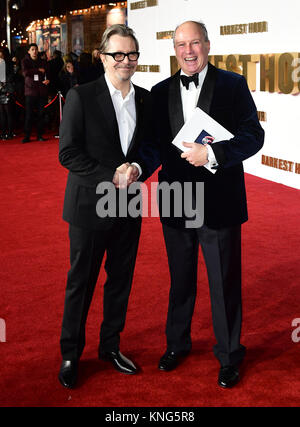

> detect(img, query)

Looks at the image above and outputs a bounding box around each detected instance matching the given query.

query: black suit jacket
[59,75,149,230]
[139,63,265,229]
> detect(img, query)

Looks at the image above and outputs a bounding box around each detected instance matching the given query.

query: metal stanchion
[15,92,65,140]
[55,91,63,139]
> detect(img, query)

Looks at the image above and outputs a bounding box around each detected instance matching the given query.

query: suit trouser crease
[100,220,141,352]
[60,220,141,360]
[199,225,245,366]
[162,224,245,366]
[163,225,199,353]
[60,226,104,360]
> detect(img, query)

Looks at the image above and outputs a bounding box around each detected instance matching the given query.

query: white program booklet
[172,107,234,174]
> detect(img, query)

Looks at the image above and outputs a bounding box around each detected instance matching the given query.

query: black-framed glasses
[103,51,140,62]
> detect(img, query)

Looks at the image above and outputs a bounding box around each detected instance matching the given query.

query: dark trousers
[162,223,245,367]
[60,218,141,361]
[24,96,47,137]
[0,102,14,135]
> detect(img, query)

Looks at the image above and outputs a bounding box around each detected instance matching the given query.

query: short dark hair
[28,43,38,50]
[99,24,139,53]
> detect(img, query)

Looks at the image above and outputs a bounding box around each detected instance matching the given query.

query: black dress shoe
[99,350,137,375]
[218,365,240,388]
[158,350,189,371]
[58,360,78,388]
[22,137,30,143]
[37,136,47,141]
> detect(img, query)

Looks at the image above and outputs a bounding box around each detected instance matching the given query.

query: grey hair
[173,21,209,45]
[99,24,139,53]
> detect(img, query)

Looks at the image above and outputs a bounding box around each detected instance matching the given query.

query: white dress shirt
[105,73,136,156]
[180,65,218,169]
[129,65,218,177]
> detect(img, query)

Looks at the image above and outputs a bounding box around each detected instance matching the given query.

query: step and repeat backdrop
[128,0,300,189]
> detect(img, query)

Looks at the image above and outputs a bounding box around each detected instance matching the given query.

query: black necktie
[180,73,199,90]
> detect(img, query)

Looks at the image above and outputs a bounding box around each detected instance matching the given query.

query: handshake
[112,162,139,189]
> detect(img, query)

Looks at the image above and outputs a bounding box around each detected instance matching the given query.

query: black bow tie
[180,73,199,90]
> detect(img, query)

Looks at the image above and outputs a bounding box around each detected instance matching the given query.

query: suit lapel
[168,64,218,138]
[95,75,123,157]
[126,85,142,156]
[196,62,218,113]
[168,70,184,138]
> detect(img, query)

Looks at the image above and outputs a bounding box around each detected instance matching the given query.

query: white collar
[180,64,208,81]
[104,73,135,100]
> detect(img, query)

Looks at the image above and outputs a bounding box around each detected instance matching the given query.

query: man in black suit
[128,20,264,388]
[58,24,148,388]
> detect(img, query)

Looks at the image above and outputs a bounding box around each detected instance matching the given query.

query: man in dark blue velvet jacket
[128,20,264,388]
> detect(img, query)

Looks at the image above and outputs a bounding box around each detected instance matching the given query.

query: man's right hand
[113,163,139,189]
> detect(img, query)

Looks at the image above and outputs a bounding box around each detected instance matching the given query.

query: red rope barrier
[15,100,25,109]
[15,93,60,109]
[43,94,58,109]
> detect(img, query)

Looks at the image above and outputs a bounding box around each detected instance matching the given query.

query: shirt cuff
[131,162,142,178]
[206,144,218,168]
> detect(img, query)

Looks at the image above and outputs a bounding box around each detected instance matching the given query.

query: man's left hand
[113,163,139,189]
[181,142,208,167]
[126,164,139,185]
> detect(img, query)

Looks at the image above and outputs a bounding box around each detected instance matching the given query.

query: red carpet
[0,134,300,407]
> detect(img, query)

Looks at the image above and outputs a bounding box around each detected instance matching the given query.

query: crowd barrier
[15,91,66,121]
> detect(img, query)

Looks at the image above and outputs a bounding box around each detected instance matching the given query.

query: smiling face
[174,21,210,76]
[100,34,138,86]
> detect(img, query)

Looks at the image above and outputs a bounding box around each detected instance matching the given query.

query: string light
[25,2,128,40]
